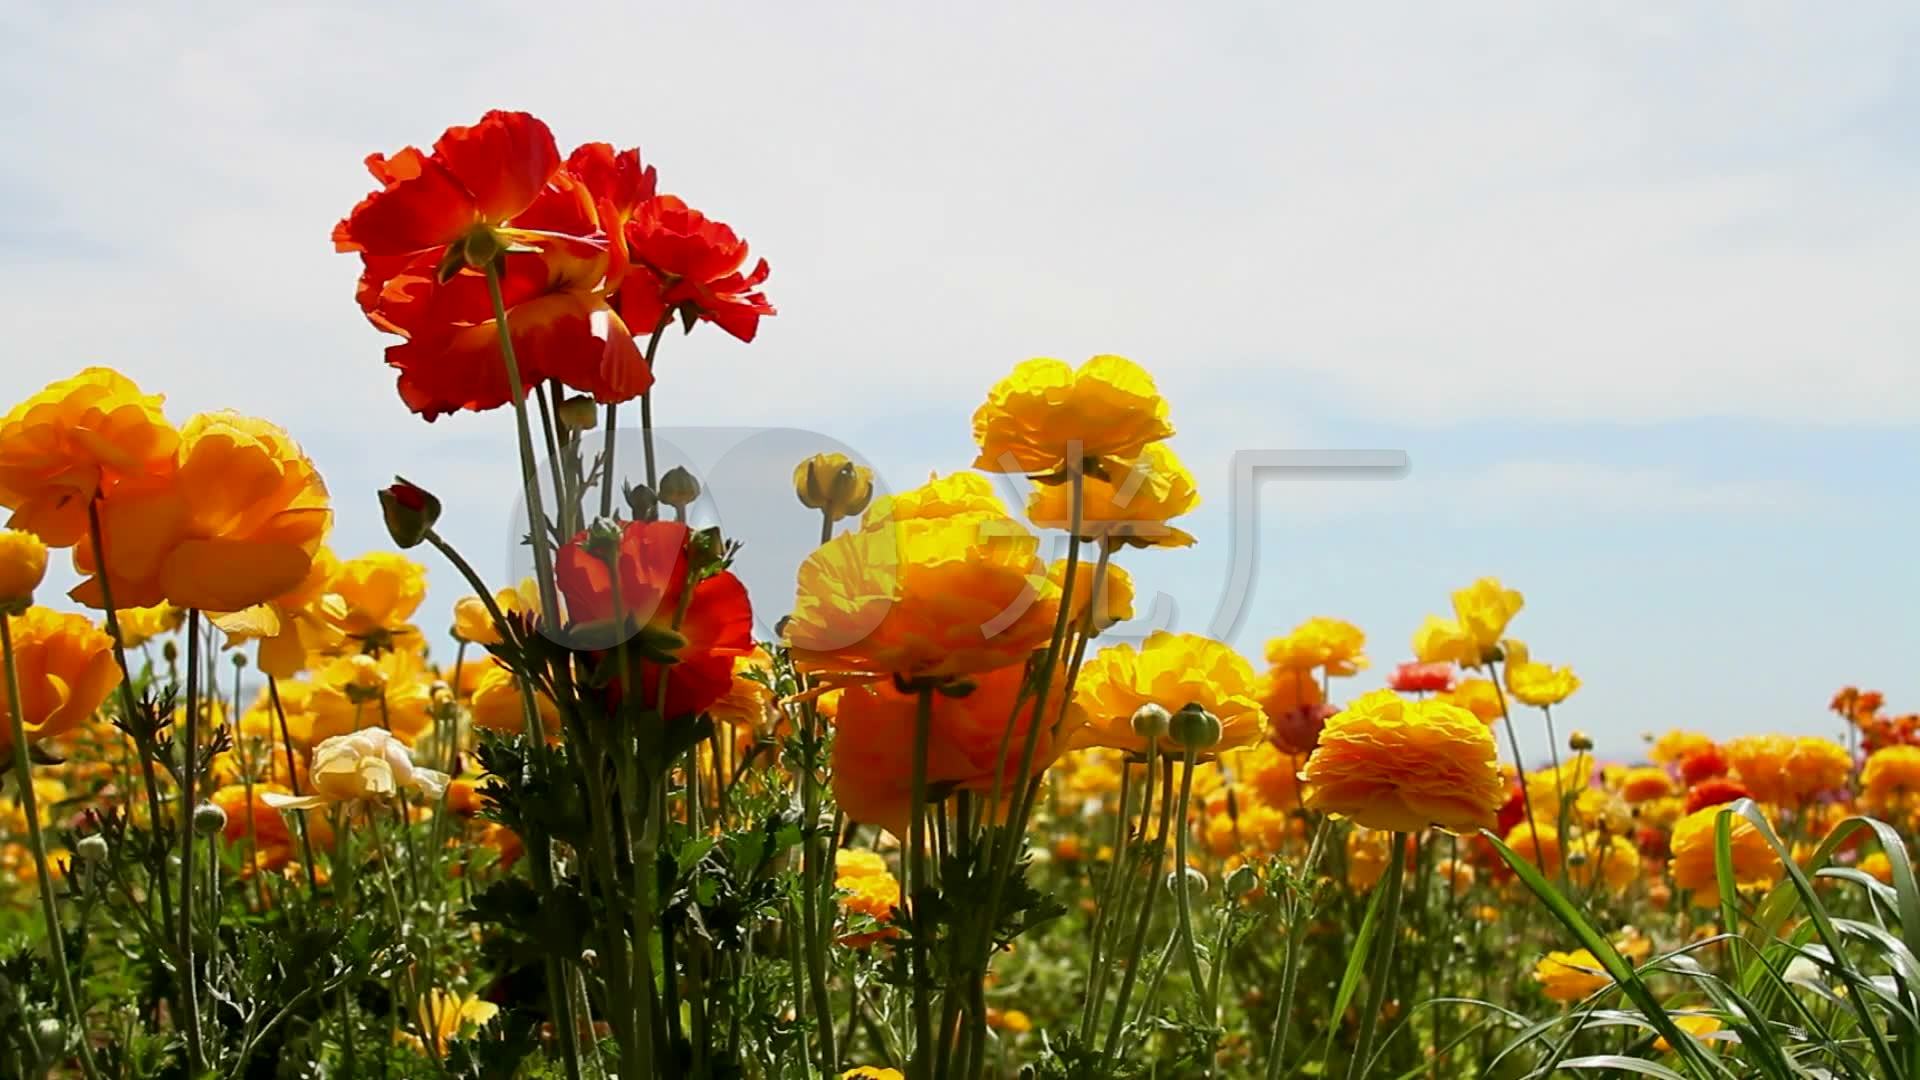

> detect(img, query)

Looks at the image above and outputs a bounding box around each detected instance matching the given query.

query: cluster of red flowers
[334,111,774,420]
[1834,686,1920,753]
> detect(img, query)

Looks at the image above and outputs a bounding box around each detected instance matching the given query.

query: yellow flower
[1450,578,1523,663]
[1439,677,1504,724]
[1654,1013,1723,1054]
[305,650,435,745]
[1618,766,1675,803]
[262,726,447,810]
[72,412,331,612]
[1649,730,1715,766]
[794,452,876,523]
[1860,851,1894,884]
[988,1008,1033,1034]
[1503,820,1564,876]
[1725,734,1851,805]
[1670,805,1779,897]
[861,471,1008,526]
[402,990,499,1056]
[1265,617,1367,677]
[1301,690,1505,833]
[709,647,778,730]
[0,367,179,547]
[1862,745,1920,815]
[469,661,559,739]
[0,606,122,755]
[0,528,48,611]
[1568,832,1640,895]
[113,603,184,648]
[1026,442,1199,548]
[211,547,349,678]
[841,1069,906,1080]
[1071,631,1265,756]
[1346,828,1394,890]
[1412,615,1476,667]
[1532,949,1611,1003]
[330,551,428,646]
[787,481,1060,681]
[1050,557,1134,632]
[1500,639,1579,707]
[971,355,1174,475]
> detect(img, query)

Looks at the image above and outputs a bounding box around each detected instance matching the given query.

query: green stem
[603,315,671,519]
[1170,749,1210,1009]
[908,685,936,1079]
[1263,816,1327,1080]
[268,677,320,897]
[1101,753,1174,1067]
[1346,833,1408,1080]
[1488,664,1544,873]
[481,261,562,633]
[177,609,207,1071]
[1077,757,1133,1041]
[3,616,104,1080]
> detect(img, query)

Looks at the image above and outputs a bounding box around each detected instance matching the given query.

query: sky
[3,3,1915,763]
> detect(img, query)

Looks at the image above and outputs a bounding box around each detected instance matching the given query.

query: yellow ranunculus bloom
[330,551,428,644]
[1301,690,1506,833]
[1648,729,1716,765]
[263,726,447,810]
[1050,557,1133,633]
[113,603,184,648]
[1450,578,1523,662]
[1669,805,1779,898]
[72,412,331,613]
[1071,631,1265,756]
[1411,614,1476,667]
[1532,949,1611,1003]
[787,482,1059,681]
[305,650,435,745]
[1026,442,1199,548]
[1861,745,1920,815]
[469,660,559,739]
[860,471,1007,527]
[1618,766,1675,803]
[1437,677,1503,724]
[1265,616,1368,677]
[972,355,1173,476]
[1654,1013,1723,1054]
[1568,832,1641,895]
[1501,639,1580,707]
[0,606,122,755]
[0,367,180,547]
[401,989,500,1056]
[0,528,48,610]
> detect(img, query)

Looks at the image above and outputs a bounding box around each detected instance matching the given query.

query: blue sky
[3,3,1915,762]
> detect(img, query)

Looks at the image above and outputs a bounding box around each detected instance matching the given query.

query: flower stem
[1346,832,1408,1080]
[482,261,562,630]
[1170,749,1210,1010]
[1263,816,1329,1080]
[1101,753,1174,1068]
[602,315,672,519]
[907,685,936,1079]
[177,609,207,1071]
[2,615,104,1080]
[1488,664,1544,872]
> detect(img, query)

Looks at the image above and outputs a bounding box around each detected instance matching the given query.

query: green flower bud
[192,802,227,836]
[75,834,110,864]
[658,466,701,511]
[1169,702,1222,751]
[378,477,441,549]
[1130,702,1171,740]
[1225,864,1259,898]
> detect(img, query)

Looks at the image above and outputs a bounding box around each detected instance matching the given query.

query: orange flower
[1026,442,1199,548]
[828,659,1081,838]
[834,848,900,947]
[1301,690,1505,833]
[787,483,1059,682]
[1670,805,1779,897]
[211,547,348,678]
[469,660,560,739]
[333,110,649,419]
[329,551,428,647]
[72,412,330,613]
[1072,631,1265,756]
[708,647,778,730]
[1724,734,1850,804]
[1050,557,1134,633]
[1618,766,1676,804]
[555,520,754,719]
[1649,730,1716,766]
[0,607,121,755]
[972,355,1174,476]
[1862,745,1920,815]
[0,368,179,547]
[616,195,775,343]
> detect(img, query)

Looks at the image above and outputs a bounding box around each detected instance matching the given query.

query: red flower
[555,521,753,720]
[1268,703,1336,756]
[334,111,651,419]
[1495,779,1528,839]
[1678,747,1729,786]
[564,143,659,295]
[617,196,774,342]
[1684,776,1751,815]
[1387,661,1455,694]
[1634,825,1669,859]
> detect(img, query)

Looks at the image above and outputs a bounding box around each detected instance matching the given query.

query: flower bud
[0,528,48,614]
[624,483,659,522]
[1167,865,1208,897]
[162,639,179,665]
[231,652,248,671]
[1569,730,1594,752]
[378,477,441,549]
[1130,703,1171,740]
[33,1018,62,1047]
[75,834,110,864]
[1225,863,1259,898]
[792,453,875,522]
[658,467,701,512]
[192,802,228,835]
[557,396,600,431]
[1169,703,1222,751]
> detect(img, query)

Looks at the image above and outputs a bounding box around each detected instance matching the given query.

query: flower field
[2,109,1918,1079]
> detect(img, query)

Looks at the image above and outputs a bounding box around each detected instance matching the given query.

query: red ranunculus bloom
[1387,661,1455,694]
[617,196,775,342]
[1678,746,1730,786]
[334,111,650,419]
[564,143,659,299]
[1684,776,1751,815]
[555,520,754,720]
